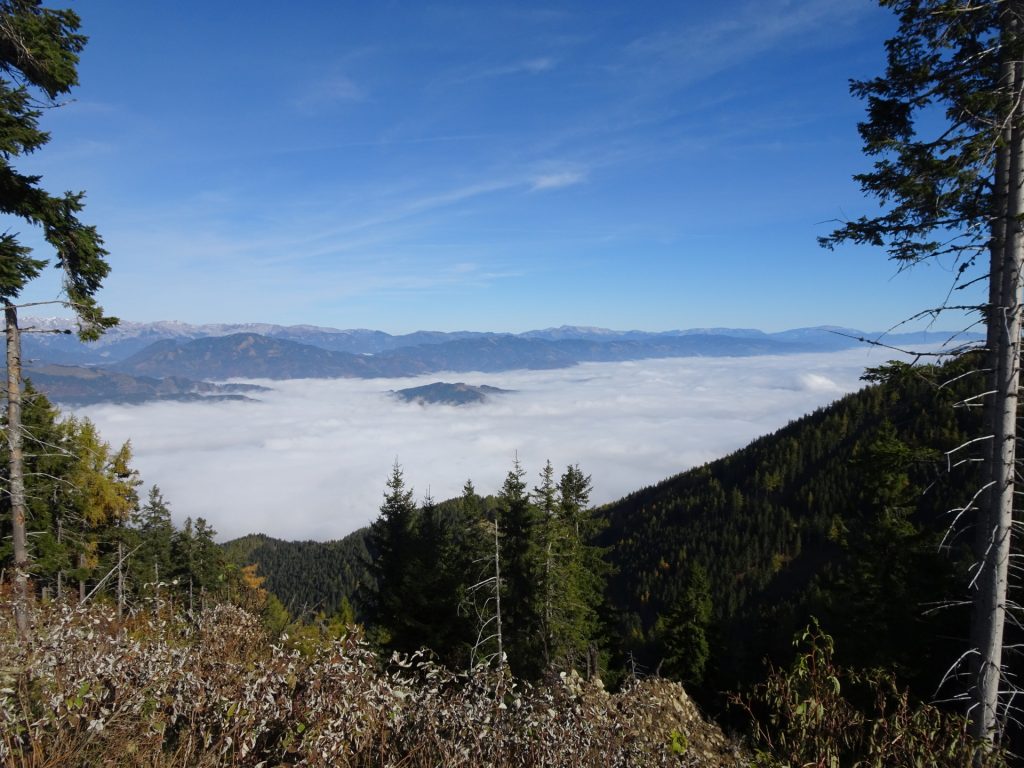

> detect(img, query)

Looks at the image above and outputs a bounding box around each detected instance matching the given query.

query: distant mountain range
[392,382,513,405]
[12,318,976,405]
[21,363,268,405]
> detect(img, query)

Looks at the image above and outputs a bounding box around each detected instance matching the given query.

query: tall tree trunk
[971,16,1024,748]
[55,515,63,601]
[543,536,552,667]
[78,552,86,603]
[5,303,29,641]
[116,541,124,619]
[494,516,503,671]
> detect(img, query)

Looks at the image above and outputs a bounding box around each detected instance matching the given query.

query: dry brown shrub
[0,599,747,767]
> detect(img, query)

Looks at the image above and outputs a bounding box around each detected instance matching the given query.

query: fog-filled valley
[73,347,891,540]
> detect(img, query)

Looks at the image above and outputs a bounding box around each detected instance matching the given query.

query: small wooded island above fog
[390,381,513,405]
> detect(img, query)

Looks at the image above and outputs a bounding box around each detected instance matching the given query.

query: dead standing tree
[4,303,27,637]
[820,0,1024,754]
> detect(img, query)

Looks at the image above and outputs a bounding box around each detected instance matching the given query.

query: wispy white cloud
[75,348,902,542]
[320,75,363,102]
[622,0,870,91]
[508,57,556,75]
[531,170,586,191]
[293,73,364,112]
[444,56,557,87]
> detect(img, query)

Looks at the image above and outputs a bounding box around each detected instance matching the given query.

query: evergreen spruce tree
[0,0,113,330]
[813,423,963,688]
[130,485,175,595]
[556,464,608,677]
[533,460,607,674]
[498,457,543,678]
[654,561,711,686]
[170,517,224,602]
[191,518,223,592]
[533,460,560,668]
[406,490,453,657]
[367,461,420,654]
[416,488,488,669]
[0,383,73,595]
[461,479,505,670]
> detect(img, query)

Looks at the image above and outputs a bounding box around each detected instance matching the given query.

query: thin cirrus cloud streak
[622,0,867,88]
[107,169,581,276]
[531,171,586,191]
[442,56,558,87]
[74,348,904,543]
[95,175,515,270]
[488,57,556,76]
[292,73,365,113]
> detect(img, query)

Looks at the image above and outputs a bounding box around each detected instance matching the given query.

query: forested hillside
[221,531,371,620]
[601,357,984,702]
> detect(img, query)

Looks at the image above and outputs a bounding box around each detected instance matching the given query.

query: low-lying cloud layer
[75,348,903,542]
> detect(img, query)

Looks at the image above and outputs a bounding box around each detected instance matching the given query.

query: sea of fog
[73,347,916,541]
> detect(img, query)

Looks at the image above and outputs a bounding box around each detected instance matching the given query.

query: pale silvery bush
[0,599,745,767]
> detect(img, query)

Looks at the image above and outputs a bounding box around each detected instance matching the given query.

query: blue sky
[13,0,983,334]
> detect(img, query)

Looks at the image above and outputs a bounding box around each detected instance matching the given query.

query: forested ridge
[221,531,371,620]
[601,358,982,703]
[219,493,502,622]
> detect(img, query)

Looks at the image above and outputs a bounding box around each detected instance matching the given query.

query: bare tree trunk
[78,552,86,603]
[543,537,552,667]
[971,29,1014,751]
[5,303,29,641]
[56,515,64,601]
[971,20,1024,749]
[494,516,503,671]
[116,541,125,619]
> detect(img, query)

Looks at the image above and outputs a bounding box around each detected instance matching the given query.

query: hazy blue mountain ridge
[109,334,380,380]
[13,319,979,403]
[16,363,268,405]
[21,318,499,365]
[20,317,973,368]
[105,333,809,380]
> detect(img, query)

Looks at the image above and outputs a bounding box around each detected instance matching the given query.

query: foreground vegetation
[2,596,1004,767]
[0,599,746,768]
